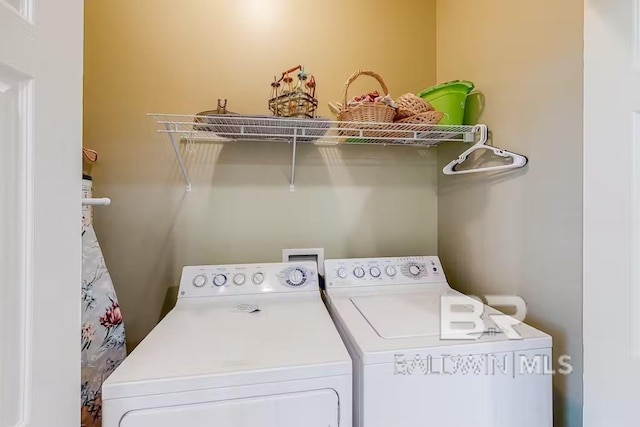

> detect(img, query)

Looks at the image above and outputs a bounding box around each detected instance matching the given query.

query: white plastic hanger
[442,125,528,175]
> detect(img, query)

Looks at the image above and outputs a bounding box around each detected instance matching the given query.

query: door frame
[583,0,640,425]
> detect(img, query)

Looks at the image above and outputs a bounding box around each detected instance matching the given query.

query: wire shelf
[150,113,478,146]
[149,113,483,191]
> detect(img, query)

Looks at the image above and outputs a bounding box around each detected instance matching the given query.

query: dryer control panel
[324,256,446,288]
[179,261,319,298]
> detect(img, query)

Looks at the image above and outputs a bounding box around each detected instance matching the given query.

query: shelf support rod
[165,123,192,192]
[290,130,298,191]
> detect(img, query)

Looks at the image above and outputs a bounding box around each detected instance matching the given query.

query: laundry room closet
[83,1,583,426]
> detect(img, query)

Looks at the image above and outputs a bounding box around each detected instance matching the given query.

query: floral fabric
[81,178,126,427]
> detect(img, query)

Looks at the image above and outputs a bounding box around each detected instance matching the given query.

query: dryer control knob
[353,267,366,278]
[213,274,227,287]
[370,267,381,278]
[233,273,246,285]
[253,272,265,285]
[409,265,421,276]
[192,274,207,288]
[287,268,306,286]
[337,268,348,279]
[386,266,397,277]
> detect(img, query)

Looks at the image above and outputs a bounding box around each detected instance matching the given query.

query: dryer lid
[102,294,352,400]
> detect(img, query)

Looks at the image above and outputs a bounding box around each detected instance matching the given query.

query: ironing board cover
[81,177,126,427]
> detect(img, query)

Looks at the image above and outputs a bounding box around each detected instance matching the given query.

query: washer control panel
[324,256,445,288]
[179,261,319,298]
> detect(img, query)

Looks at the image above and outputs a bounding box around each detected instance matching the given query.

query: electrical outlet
[282,248,325,276]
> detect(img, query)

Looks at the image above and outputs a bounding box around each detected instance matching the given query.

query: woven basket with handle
[395,93,434,120]
[396,110,444,125]
[337,70,396,123]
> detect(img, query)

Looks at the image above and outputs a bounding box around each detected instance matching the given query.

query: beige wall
[436,1,583,426]
[84,0,439,348]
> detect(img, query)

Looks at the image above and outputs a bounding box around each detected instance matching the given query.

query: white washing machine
[324,256,552,427]
[102,261,352,427]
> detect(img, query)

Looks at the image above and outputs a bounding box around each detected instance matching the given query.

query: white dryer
[103,261,352,427]
[324,256,552,427]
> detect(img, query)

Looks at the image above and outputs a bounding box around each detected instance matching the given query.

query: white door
[584,0,640,425]
[0,1,82,426]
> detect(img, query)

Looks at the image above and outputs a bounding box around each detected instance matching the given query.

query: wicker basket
[268,91,318,119]
[386,111,445,140]
[193,109,238,131]
[396,93,434,120]
[337,70,396,123]
[396,111,444,125]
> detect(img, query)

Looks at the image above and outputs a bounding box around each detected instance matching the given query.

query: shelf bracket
[290,130,298,191]
[474,124,489,145]
[165,123,192,192]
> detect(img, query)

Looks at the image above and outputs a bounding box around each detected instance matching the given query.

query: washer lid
[351,291,451,339]
[328,288,552,365]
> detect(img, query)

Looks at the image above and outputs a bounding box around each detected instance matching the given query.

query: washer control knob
[409,265,421,276]
[252,272,265,285]
[370,266,381,278]
[192,274,207,288]
[353,267,366,278]
[386,266,397,277]
[337,267,348,279]
[287,268,306,286]
[233,273,246,286]
[213,274,227,287]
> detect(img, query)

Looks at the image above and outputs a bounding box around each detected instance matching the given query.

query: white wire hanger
[442,124,528,175]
